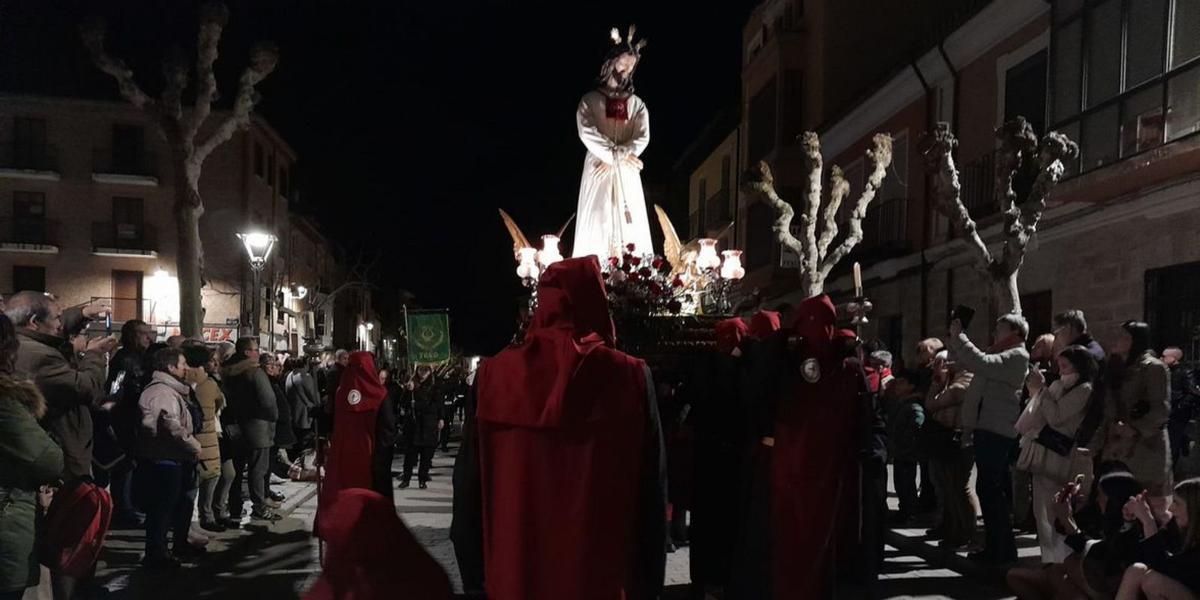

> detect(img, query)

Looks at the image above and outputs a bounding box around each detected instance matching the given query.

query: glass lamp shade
[696,238,721,271]
[720,250,746,280]
[538,234,563,267]
[294,285,308,299]
[516,247,540,280]
[237,232,277,269]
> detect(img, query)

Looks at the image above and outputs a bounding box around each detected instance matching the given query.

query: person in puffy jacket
[135,347,201,569]
[0,313,65,600]
[220,338,281,524]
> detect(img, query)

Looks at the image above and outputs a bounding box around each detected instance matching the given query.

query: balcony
[0,143,60,180]
[0,218,59,253]
[92,221,158,258]
[861,197,909,253]
[92,148,160,186]
[960,151,1001,220]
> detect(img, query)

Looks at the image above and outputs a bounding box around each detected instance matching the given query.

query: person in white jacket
[572,26,653,260]
[1014,345,1099,564]
[136,347,201,569]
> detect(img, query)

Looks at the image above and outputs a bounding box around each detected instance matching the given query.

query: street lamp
[238,231,277,337]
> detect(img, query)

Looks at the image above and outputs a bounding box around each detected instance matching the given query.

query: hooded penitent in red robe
[318,352,387,528]
[466,256,666,600]
[715,317,749,354]
[748,310,781,339]
[307,488,452,600]
[769,295,864,599]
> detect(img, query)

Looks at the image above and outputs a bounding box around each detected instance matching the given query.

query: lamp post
[238,231,277,338]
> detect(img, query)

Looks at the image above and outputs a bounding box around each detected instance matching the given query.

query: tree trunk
[801,272,823,300]
[174,160,205,337]
[992,270,1021,316]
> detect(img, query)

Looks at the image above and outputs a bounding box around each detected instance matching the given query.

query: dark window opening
[12,265,45,293]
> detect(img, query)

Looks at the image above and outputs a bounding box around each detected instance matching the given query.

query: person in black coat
[261,354,295,503]
[372,367,399,502]
[400,365,443,489]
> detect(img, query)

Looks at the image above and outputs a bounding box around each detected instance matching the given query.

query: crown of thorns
[609,25,647,55]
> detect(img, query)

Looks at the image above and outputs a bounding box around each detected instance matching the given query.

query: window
[279,165,290,198]
[746,201,774,270]
[782,70,804,146]
[254,143,265,177]
[12,191,46,244]
[12,266,45,293]
[112,197,144,246]
[1005,49,1048,136]
[12,117,48,170]
[1145,260,1200,361]
[111,124,145,173]
[748,78,778,163]
[267,153,276,188]
[1051,0,1200,174]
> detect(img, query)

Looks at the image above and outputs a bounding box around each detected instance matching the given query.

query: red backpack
[39,480,113,577]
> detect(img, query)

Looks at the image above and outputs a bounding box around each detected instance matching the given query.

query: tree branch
[160,46,189,122]
[819,133,894,279]
[799,132,823,279]
[996,128,1078,277]
[743,161,806,264]
[992,117,1036,215]
[816,164,849,262]
[919,122,993,277]
[79,17,158,114]
[185,2,230,141]
[193,41,278,165]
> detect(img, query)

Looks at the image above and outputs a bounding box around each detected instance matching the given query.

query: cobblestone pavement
[65,446,1016,599]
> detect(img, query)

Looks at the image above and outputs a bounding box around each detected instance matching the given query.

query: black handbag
[1034,425,1074,457]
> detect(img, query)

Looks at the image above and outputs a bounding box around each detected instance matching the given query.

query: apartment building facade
[0,95,344,352]
[726,0,1200,363]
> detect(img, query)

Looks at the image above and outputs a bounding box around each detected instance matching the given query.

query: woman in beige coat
[1015,345,1098,564]
[182,342,229,532]
[1101,321,1171,496]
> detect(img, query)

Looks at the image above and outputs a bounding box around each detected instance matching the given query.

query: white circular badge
[347,389,362,405]
[801,358,821,383]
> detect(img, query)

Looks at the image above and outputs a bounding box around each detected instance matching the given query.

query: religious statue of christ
[572,26,654,260]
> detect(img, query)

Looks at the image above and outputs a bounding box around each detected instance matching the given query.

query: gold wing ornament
[654,204,704,278]
[499,209,532,259]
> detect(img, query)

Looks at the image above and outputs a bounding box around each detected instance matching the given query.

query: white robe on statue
[572,90,653,259]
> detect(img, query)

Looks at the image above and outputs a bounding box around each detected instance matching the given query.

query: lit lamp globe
[538,234,563,268]
[516,247,540,280]
[237,232,278,270]
[720,250,745,280]
[696,238,721,271]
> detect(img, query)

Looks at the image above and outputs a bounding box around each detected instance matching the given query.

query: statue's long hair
[596,25,647,94]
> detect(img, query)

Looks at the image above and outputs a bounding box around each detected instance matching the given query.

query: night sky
[0,0,758,354]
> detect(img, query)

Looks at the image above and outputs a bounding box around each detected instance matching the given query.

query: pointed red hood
[749,310,782,338]
[335,351,386,413]
[477,256,642,429]
[715,318,749,354]
[795,295,838,358]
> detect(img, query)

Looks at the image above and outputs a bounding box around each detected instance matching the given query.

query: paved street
[64,443,1016,599]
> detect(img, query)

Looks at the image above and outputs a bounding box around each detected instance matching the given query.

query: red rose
[672,276,684,288]
[628,271,642,282]
[667,300,683,314]
[608,256,620,267]
[626,243,637,253]
[651,258,665,270]
[649,282,663,296]
[638,267,652,278]
[630,256,642,267]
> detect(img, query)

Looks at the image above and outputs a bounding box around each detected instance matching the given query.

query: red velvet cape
[475,256,650,600]
[307,488,452,600]
[318,351,387,529]
[769,295,863,599]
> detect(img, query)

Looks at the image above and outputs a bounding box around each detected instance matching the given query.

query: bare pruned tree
[80,3,278,336]
[918,117,1078,316]
[309,248,380,314]
[742,132,894,298]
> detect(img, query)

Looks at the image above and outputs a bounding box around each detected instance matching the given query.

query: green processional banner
[406,311,451,365]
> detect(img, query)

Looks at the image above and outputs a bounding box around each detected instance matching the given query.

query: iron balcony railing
[0,217,59,246]
[92,221,158,252]
[861,196,909,251]
[92,147,159,178]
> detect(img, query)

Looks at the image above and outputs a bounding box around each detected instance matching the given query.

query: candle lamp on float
[845,261,873,328]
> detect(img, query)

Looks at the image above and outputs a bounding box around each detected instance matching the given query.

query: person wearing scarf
[948,313,1031,565]
[316,352,387,529]
[451,256,667,600]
